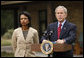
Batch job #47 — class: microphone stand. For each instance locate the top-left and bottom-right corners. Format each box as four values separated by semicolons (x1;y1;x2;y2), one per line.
48;31;53;57
43;30;53;57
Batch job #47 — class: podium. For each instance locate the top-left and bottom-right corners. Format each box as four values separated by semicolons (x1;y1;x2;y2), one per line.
31;43;72;52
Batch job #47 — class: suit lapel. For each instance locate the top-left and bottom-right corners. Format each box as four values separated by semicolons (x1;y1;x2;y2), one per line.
19;27;33;42
26;27;33;41
19;27;31;41
19;27;25;41
54;22;58;40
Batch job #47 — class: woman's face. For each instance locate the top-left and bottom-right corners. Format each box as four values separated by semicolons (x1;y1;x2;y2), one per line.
20;14;29;26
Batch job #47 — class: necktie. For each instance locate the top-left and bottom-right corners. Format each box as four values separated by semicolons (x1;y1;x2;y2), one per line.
57;23;62;39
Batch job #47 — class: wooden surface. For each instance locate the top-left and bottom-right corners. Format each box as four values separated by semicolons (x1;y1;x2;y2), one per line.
53;44;72;52
31;43;72;52
31;44;41;52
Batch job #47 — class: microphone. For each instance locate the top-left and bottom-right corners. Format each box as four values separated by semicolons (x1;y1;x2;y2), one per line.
49;30;56;44
49;30;53;36
43;31;48;36
43;30;54;40
43;30;56;44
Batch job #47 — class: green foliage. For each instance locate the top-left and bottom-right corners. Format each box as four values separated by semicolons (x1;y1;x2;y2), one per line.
1;39;12;46
2;29;14;39
1;10;14;36
1;51;14;57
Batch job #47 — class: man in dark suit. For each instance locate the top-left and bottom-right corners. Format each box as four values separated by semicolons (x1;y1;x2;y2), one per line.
41;6;77;57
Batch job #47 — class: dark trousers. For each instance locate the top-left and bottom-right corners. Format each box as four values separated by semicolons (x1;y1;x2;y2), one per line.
53;50;73;57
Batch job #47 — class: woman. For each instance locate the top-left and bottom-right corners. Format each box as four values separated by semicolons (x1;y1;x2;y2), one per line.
12;11;39;57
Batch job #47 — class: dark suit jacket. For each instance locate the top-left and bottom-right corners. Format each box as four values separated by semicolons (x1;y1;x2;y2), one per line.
41;20;77;57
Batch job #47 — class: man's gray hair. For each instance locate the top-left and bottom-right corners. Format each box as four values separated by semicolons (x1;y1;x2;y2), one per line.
55;5;67;14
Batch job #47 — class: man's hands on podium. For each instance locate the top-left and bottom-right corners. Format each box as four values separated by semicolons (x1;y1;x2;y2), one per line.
56;39;65;44
42;39;66;44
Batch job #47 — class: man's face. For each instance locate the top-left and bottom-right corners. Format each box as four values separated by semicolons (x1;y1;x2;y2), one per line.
55;8;67;22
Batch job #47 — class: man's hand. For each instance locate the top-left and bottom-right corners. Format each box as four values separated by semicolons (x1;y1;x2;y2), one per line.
56;39;65;44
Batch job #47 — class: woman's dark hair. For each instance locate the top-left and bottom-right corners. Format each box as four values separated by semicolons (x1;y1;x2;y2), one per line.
18;11;31;27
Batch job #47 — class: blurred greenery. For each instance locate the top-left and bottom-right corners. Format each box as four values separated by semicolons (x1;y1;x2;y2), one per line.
1;39;12;46
1;51;14;57
1;28;14;46
1;9;14;36
2;29;14;39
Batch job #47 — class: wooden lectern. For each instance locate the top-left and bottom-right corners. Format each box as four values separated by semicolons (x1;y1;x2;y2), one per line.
31;43;72;52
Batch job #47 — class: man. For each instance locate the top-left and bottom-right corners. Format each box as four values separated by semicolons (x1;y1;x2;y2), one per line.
41;6;77;57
